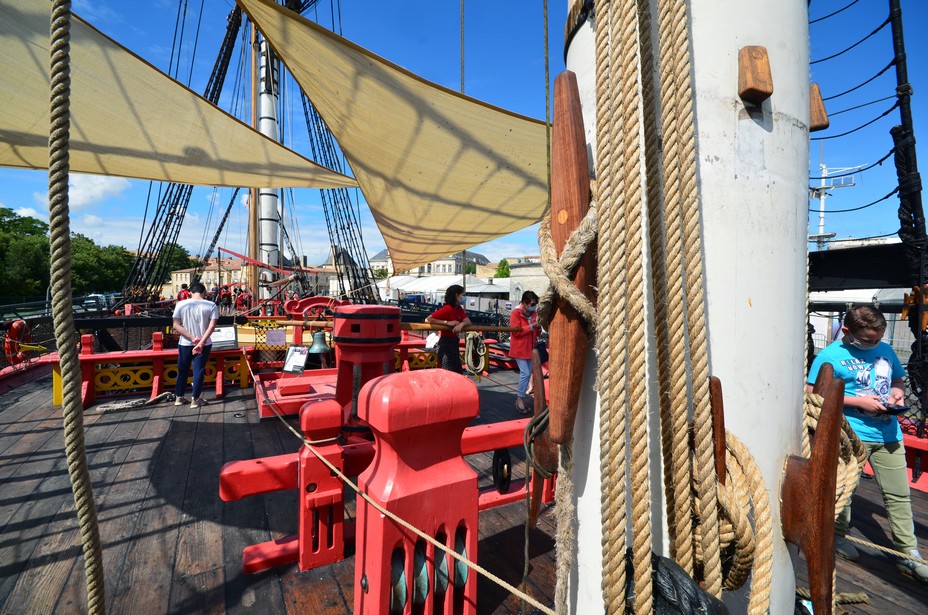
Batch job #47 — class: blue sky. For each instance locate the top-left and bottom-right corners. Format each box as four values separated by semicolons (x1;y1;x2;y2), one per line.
808;0;928;247
1;1;925;263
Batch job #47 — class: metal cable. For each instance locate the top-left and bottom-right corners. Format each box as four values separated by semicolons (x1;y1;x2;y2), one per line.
810;17;890;65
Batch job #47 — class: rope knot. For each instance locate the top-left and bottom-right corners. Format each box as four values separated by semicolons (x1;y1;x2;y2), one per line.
536;203;599;334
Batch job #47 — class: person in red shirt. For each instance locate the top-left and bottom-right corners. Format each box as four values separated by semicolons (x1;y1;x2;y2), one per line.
176;284;191;302
425;284;471;373
508;291;539;414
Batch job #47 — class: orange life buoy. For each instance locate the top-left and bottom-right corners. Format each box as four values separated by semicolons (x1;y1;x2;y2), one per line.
4;320;30;365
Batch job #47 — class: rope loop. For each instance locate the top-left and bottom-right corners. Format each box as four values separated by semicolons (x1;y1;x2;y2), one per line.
537;203;599;334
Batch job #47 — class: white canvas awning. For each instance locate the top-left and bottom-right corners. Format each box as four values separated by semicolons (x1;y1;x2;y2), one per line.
238;0;549;273
0;0;356;189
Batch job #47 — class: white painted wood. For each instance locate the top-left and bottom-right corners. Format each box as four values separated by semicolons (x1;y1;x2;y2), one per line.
565;2;810;612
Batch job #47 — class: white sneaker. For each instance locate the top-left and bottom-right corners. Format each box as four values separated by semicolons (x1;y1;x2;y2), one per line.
896;549;928;583
190;397;208;409
174;396;188;406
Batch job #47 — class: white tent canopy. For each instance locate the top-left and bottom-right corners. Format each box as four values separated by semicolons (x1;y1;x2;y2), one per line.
239;0;549;273
0;0;356;189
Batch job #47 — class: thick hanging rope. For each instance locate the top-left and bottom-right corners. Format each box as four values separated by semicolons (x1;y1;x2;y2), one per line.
593;0;632;610
48;2;105;612
653;0;724;595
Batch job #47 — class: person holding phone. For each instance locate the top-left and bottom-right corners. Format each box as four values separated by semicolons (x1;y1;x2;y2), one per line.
508;291;539;414
807;305;927;582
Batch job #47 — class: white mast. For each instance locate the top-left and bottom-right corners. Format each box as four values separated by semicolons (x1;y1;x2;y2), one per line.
565;2;811;612
257;34;280;297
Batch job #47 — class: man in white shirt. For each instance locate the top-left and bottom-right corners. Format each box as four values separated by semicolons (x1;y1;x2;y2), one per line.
172;282;219;408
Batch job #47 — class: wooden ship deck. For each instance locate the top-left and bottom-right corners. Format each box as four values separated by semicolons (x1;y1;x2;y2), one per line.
1;369;926;614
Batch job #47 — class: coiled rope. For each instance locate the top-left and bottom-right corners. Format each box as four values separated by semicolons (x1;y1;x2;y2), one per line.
48;1;105;612
464;331;488;380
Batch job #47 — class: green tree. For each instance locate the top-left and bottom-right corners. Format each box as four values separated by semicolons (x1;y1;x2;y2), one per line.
373;267;389;279
156;243;199;282
71;234;135;294
494;258;510;278
0;232;50;299
465;263;476;274
0;207;49;237
0;209;50;301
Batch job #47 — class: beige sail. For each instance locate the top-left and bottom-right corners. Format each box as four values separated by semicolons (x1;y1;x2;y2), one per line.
238;0;549;273
0;0;356;189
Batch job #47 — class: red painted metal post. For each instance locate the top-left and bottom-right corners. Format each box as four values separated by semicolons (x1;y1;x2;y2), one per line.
79;334;95;407
331;305;401;413
354;369;479;615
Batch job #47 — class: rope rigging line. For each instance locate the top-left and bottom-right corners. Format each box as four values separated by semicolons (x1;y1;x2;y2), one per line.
809;0;861;25
238;352;556;615
808;147;895;180
48;2;105;612
185;0;206;87
822;59;895;101
811;100;899;141
808;187;899;214
593;0;633;609
810;16;890;65
829;94;898;117
817;229;900;243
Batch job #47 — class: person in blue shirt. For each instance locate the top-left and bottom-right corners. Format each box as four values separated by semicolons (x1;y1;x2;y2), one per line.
807;305;927;582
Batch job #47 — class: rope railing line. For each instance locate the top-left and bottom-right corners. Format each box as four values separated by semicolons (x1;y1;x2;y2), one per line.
239;351;556;614
48;2;106;613
810;16;890;65
809;0;861;25
808;148;895;180
811;101;900;141
808;188;899;214
845;534;928;565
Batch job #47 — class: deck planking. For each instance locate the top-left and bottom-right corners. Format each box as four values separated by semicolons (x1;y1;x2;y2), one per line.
1;370;926;613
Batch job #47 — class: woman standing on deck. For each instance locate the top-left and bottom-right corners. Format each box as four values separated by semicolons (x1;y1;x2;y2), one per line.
425;284;471;373
508;291;539;414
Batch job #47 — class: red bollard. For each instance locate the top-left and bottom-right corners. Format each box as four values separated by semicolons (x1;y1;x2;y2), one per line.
354;369;479;615
331;305;401;418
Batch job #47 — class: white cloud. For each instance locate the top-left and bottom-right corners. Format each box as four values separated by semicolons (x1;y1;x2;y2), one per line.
32;174;131;211
70;175;131;209
15;207;45;221
73;0;121;23
83;214;103;226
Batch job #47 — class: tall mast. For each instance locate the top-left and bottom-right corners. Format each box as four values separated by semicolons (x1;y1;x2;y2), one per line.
256;28;281;298
248;21;259;299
